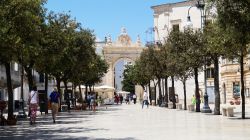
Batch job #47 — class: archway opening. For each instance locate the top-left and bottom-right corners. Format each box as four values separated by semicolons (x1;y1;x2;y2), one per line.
113;58;133;91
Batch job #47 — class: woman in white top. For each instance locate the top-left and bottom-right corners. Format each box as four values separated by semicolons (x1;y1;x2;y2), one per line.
142;91;149;109
28;86;39;125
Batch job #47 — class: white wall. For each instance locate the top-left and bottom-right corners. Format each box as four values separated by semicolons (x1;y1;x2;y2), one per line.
152;1;209;103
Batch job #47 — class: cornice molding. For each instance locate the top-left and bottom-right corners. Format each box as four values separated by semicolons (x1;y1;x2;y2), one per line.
151;0;196;15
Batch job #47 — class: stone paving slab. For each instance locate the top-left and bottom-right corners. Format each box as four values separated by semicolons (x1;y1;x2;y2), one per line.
0;104;250;140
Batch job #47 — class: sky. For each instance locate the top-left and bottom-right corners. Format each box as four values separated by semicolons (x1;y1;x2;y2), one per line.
45;0;182;44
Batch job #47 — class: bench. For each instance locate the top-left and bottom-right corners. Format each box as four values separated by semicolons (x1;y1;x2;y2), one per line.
188;104;195;111
176;103;182;110
221;106;236;117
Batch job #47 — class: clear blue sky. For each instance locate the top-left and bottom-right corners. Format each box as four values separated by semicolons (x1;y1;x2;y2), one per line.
45;0;182;44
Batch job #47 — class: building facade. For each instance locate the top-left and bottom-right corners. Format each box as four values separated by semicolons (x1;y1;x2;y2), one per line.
0;63;21;101
151;0;250;105
151;0;215;104
0;62;57;111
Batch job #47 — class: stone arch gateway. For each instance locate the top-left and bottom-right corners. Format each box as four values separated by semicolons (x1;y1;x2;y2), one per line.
102;28;144;89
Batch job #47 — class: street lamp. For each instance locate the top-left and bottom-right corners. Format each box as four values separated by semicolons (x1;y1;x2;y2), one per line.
17;51;27;118
186;0;212;113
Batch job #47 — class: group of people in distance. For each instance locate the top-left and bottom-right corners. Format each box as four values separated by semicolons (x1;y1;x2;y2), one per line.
28;87;150;125
28;86;60;125
86;93;99;111
114;91;149;109
114;94;124;104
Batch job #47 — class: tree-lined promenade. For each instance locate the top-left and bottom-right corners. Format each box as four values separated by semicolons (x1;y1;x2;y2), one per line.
123;0;250;119
0;0;250;127
1;104;250;140
0;0;108;123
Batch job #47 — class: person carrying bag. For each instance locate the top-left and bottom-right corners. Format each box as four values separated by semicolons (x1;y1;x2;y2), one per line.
28;86;39;125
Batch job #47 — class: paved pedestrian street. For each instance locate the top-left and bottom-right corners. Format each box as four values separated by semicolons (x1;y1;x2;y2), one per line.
1;104;250;140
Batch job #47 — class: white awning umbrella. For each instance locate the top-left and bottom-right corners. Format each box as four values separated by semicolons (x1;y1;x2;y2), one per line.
76;85;115;92
97;85;115;92
116;91;130;94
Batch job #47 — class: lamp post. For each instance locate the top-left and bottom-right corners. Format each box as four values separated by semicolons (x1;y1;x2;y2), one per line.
187;0;212;113
17;51;27;118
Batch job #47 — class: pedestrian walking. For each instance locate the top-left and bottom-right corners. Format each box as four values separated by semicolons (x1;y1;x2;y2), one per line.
90;94;96;111
142;90;149;109
28;86;39;125
133;94;137;104
191;94;196;105
119;94;123;104
87;94;91;110
125;95;129;104
114;94;119;104
49;88;60;123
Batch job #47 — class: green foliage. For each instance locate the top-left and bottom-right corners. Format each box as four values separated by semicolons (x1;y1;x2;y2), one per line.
83;55;109;86
0;0;47;118
167;29;205;80
0;0;46;64
134;48;155;86
122;65;135;93
212;0;250;118
214;0;250;44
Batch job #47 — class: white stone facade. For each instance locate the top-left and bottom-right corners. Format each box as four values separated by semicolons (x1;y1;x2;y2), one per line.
151;0;213;103
100;28;145;99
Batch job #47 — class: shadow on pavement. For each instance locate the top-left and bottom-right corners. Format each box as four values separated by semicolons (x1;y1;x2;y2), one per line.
0;105;134;140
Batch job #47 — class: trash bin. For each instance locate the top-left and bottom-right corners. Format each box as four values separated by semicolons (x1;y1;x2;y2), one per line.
40;101;46;114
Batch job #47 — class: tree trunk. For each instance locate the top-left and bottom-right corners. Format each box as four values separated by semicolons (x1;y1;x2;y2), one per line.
171;76;176;109
148;80;152;104
194;67;200;112
79;84;83;101
240;46;245;119
153;80;157;105
162;79;165;97
158;77;162;105
5;62;14;120
214;57;220;115
165;77;168;107
45;73;48;114
89;85;92;93
183;79;187;110
63;80;70;111
56;77;61;112
24;67;33;91
72;84;76;107
85;84;88;101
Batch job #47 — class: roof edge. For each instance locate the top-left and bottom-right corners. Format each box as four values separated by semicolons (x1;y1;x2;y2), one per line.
151;0;194;10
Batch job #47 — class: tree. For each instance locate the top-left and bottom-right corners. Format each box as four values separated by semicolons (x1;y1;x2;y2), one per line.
213;0;250;118
136;48;156;103
203;22;238;115
160;44;173;107
168;29;205;112
166;30;194;110
68;28;99;100
0;0;46;120
122;65;136;93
